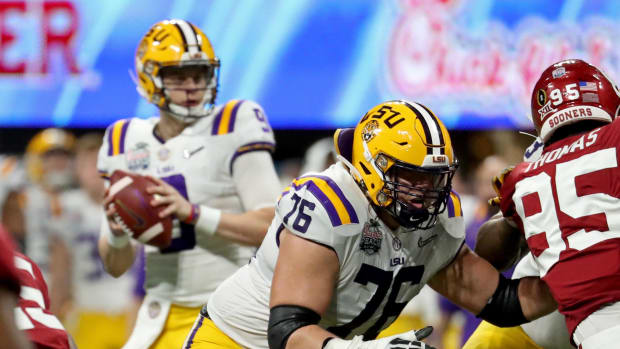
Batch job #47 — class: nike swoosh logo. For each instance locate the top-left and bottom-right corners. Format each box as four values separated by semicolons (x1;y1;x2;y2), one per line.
418;234;437;248
183;146;204;159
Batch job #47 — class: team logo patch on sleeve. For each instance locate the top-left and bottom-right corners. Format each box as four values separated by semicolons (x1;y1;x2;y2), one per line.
359;219;382;255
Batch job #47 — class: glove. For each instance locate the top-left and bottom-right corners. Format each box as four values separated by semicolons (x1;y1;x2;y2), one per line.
323;326;435;349
488;165;515;207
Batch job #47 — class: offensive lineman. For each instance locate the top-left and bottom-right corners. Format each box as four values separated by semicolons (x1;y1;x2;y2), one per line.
97;19;281;349
183;100;555;349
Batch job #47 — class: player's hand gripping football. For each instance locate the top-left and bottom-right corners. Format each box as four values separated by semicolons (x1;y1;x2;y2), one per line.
488;165;515;207
103;189;126;238
324;326;435;349
146;176;192;221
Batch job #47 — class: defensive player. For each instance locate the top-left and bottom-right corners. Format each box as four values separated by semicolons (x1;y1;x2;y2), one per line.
474;59;620;348
0;224;33;349
97;19;281;349
183;100;555;349
1;223;75;348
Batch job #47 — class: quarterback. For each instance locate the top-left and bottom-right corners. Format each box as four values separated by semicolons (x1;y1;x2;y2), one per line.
183;100;555;349
476;59;620;348
97;19;281;349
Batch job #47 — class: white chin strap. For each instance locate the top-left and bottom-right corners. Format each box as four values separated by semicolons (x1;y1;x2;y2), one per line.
164;89;214;123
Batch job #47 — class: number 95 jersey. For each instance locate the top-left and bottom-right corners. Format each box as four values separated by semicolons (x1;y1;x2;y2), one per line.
499;121;620;339
207;162;464;349
97;100;275;307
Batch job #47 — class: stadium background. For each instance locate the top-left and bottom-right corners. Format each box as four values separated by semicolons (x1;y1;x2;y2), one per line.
1;0;619;347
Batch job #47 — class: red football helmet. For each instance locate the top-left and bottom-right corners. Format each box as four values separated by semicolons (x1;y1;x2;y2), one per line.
531;59;620;142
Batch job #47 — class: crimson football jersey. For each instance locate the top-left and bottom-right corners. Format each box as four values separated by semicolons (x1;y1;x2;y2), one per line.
13;251;70;349
0;225;20;295
500;120;620;338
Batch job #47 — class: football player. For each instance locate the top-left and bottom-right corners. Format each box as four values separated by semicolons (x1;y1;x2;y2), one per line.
182;100;555;349
0;224;33;349
0;223;75;349
97;19;281;349
469;59;620;349
462;140;571;349
22;128;76;279
54;133;140;349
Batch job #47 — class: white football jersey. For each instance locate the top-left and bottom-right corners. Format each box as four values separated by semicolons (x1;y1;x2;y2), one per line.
97;99;275;307
59;189;135;313
23;185;60;278
208;163;465;348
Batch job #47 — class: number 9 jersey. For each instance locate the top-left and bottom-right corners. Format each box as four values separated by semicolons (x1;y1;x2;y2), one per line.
97;99;275;307
499;120;620;340
206;162;465;349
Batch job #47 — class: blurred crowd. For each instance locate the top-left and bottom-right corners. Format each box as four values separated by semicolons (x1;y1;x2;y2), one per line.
0;126;530;349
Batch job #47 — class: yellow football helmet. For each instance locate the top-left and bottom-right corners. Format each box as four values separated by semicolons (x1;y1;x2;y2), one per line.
26;128;75;185
335;100;458;230
135;19;220;121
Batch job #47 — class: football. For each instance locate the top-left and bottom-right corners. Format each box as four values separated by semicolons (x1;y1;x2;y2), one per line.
108;170;173;248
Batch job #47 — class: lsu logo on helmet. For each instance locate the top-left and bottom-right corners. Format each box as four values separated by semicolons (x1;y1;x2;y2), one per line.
335;100;458;230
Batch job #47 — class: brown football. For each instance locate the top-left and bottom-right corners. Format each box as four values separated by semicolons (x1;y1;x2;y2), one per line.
108;170;172;248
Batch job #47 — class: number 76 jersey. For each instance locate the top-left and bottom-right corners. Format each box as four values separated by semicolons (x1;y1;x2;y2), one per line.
499;121;620;338
207;163;464;349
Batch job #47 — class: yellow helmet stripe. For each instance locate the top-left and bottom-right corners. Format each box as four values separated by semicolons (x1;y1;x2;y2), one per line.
291;175;359;226
108;119;130;156
447;191;463;217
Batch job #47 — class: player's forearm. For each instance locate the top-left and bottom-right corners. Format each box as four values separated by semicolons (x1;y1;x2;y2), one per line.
285;324;333;349
215;207;274;246
97;235;136;277
474;213;523;271
518;276;557;321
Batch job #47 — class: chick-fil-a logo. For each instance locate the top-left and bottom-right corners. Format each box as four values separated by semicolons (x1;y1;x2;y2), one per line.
386;0;620;124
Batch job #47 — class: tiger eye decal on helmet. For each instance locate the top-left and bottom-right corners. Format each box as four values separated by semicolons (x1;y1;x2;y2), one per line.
134;19;220;122
350;100;458;230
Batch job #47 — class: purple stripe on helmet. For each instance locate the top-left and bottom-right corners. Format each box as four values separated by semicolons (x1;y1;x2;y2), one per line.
228;100;244;133
303;174;359;224
292;180;342;227
211;107;225;135
229;141;275;174
119;120;130;154
184;314;204;349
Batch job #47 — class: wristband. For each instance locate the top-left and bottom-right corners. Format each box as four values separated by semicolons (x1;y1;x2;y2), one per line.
107;232;130;248
183;203;201;224
194;205;222;236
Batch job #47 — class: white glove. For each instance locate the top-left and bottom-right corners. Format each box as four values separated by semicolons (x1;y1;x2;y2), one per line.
324;326;435;349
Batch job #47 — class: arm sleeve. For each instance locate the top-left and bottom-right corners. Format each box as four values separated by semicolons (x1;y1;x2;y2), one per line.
232;151;282;210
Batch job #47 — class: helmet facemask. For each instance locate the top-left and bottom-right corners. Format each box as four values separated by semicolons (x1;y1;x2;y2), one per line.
159;63;219;123
378;156;456;230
